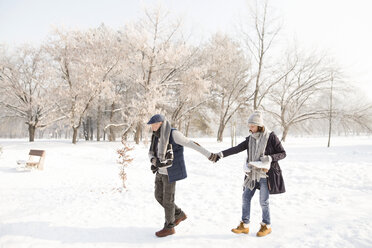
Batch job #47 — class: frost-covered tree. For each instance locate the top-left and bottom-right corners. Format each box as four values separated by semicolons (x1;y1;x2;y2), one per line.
0;45;61;141
166;46;212;130
46;27;120;144
121;6;197;143
205;34;252;142
89;25;124;141
101;71;135;142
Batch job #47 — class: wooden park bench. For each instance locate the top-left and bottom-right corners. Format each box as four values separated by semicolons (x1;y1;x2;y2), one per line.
17;149;46;171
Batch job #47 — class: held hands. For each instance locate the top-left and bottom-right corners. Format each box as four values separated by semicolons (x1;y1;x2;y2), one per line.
209;153;221;163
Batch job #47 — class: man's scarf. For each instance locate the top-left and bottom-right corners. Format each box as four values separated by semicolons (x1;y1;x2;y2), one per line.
148;120;172;162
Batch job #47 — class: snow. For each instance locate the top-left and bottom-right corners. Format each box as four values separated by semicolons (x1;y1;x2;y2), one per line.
0;136;372;248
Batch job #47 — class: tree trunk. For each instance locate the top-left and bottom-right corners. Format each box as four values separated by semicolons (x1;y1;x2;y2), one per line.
253;62;262;110
108;128;116;142
185;119;190;137
218;97;226;142
28;124;36;142
231;122;236;147
97;101;102;141
108;102;116;142
217;122;225;142
178;119;182;132
83;120;89;141
72;127;78;144
327;76;334;148
281;126;289;142
89;116;93;141
122;132;128;142
134;122;142;144
39;129;45;139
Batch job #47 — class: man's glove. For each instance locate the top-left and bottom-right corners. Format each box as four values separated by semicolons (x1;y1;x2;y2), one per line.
260;155;272;163
209;153;221;163
151;158;157;166
151;164;158;174
150;158;158;173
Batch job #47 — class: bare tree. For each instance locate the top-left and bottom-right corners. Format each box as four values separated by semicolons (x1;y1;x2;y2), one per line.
327;72;335;147
272;79;372;138
265;51;333;141
242;0;281;110
323;67;348;146
337;97;372;134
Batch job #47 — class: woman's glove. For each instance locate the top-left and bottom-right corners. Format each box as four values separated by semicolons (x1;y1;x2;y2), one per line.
259;155;272;163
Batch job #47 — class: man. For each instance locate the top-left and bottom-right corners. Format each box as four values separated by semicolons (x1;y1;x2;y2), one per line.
147;114;213;237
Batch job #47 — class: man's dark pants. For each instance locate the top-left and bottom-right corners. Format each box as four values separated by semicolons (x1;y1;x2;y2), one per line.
154;173;184;228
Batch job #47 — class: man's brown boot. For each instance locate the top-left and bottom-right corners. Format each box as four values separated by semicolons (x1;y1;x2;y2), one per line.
174;213;187;226
155;227;175;238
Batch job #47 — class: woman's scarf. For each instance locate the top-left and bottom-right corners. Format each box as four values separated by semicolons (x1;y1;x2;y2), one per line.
243;129;271;190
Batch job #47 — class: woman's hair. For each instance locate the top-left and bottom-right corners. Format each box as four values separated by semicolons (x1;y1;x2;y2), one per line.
257;126;265;133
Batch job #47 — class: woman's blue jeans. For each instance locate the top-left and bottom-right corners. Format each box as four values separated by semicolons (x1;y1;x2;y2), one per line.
242;177;270;225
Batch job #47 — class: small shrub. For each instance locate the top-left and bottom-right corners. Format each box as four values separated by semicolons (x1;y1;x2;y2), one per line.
117;136;134;188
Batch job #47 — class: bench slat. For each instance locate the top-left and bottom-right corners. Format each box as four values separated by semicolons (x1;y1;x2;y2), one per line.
29;150;45;156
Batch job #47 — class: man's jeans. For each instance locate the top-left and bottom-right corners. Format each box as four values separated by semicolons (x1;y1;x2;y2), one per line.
154;173;183;228
242;177;270;225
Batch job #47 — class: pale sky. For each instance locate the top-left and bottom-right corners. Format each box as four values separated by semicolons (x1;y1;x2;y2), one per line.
0;0;371;99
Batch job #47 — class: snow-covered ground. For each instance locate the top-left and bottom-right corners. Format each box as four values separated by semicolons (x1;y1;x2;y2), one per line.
0;136;371;248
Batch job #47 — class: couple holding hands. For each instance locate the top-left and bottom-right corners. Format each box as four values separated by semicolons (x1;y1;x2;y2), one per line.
147;111;286;238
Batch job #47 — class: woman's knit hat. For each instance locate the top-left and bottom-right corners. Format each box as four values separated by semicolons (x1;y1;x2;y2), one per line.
248;110;264;127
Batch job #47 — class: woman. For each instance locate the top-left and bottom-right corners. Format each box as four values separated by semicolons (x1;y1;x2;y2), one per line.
209;111;286;237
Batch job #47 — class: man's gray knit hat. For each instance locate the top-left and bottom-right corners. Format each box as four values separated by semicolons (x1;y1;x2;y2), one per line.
147;114;165;124
248;110;264;127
